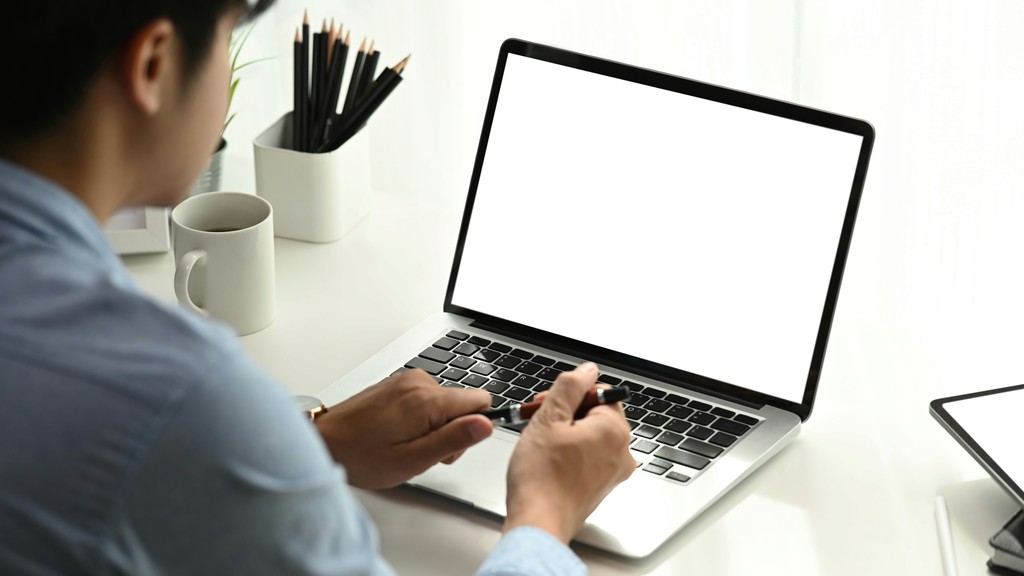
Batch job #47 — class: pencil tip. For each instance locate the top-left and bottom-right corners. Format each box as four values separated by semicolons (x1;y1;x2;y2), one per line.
359;37;367;51
295;28;301;42
394;54;411;74
303;9;309;23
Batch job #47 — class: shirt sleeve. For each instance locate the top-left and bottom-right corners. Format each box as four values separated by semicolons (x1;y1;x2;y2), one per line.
476;527;586;576
107;352;396;576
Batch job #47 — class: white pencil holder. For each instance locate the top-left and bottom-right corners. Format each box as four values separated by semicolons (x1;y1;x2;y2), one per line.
253;112;371;243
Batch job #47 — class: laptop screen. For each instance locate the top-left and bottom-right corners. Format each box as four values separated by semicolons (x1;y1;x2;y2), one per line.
449;45;870;407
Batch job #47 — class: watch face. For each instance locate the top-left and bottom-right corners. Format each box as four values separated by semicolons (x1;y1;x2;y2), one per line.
293;395;325;414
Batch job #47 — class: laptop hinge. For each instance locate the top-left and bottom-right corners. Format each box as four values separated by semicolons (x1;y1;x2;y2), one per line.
470;319;765;411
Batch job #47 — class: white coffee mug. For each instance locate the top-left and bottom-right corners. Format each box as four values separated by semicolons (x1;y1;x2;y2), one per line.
171;192;276;335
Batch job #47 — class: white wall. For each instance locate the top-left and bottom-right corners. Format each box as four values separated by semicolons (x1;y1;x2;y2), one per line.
226;1;1024;410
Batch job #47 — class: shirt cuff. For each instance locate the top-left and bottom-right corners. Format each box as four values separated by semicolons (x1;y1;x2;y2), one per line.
476;526;586;576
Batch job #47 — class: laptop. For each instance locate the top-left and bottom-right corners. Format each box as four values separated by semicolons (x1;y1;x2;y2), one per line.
931;385;1024;508
318;38;875;558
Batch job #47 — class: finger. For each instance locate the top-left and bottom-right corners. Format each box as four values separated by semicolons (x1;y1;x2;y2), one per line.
441;448;466;465
425;386;492;425
404;414;493;470
532;362;599;423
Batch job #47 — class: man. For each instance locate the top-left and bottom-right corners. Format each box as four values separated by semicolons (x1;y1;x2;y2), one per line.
0;1;635;574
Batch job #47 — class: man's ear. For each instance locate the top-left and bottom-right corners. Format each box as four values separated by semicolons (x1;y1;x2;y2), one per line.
121;18;177;116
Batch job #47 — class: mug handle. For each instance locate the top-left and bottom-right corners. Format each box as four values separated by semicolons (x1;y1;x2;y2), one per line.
174;249;208;317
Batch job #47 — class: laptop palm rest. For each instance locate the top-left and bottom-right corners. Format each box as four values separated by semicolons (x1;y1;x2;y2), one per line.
408;431;518;515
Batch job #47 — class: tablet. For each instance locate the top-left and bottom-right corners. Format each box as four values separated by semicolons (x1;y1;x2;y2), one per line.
931;384;1024;507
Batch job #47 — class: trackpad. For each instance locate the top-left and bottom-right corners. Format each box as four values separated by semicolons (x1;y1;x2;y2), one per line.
408;433;517;515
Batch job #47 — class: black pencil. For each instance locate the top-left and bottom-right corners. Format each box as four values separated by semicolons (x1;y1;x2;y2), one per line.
299;10;310;151
320;55;408;152
292;28;302;151
358;45;380;101
341;38;367;118
318;36;347;146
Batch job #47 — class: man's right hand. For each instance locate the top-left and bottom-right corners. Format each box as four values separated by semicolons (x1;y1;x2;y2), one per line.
503;362;635;544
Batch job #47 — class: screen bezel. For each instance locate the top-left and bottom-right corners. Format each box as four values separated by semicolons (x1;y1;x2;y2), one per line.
444;38;875;421
930;384;1024;508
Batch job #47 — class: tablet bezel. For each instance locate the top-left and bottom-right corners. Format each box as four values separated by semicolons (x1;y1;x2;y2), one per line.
930;383;1024;507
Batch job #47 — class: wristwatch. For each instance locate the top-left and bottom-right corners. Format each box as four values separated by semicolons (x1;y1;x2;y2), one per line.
294;395;328;422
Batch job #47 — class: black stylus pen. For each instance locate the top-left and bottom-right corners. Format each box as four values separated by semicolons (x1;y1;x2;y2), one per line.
482;386;632;425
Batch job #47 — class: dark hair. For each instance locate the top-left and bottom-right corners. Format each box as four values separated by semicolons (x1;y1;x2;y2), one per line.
0;0;275;149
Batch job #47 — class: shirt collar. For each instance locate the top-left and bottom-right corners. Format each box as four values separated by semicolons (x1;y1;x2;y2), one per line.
0;157;125;271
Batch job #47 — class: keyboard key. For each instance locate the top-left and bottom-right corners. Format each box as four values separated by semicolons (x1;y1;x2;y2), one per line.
667;405;694;420
446;330;469;340
688;412;715;426
665;393;690;405
491;369;518;382
644;398;672;413
433;337;459;351
643;463;669;475
494;355;522;369
641;413;669;427
553;361;576;372
484;381;510;394
489;342;513;353
531;355;555;366
712;419;751;436
734;414;759;426
643;388;667;399
470;362;496;376
665;419;693;434
711;407;736;419
468;336;491;346
627;420;640;430
463;374;488;387
709;432;738;447
688;400;713;412
512;374;539;388
405;357;446;375
597;374;622;385
510;348;534;359
651;457;675;469
630;439;658;454
504;386;532;401
532;380;552;392
654;446;710;470
450;356;476;370
680;438;724;459
474;349;502;363
452;342;480;356
490;396;506;408
625;393;651;407
440;368;468;381
622;381;645;393
419;347;455;364
515;361;542;375
634;425;660;439
536;367;561;381
666;471;691;483
623;405;648;421
441;382;465;388
687;426;714;441
655;431;685;446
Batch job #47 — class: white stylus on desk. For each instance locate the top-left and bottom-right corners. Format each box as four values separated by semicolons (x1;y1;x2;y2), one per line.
934;495;959;576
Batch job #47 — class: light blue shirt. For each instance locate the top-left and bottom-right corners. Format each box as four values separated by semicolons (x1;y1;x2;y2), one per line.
0;158;585;576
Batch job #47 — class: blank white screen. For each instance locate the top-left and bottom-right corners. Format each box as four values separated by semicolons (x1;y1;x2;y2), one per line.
451;54;864;403
944;389;1024;501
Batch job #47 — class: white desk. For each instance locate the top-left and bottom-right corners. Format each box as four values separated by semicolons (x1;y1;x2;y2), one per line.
123;158;1019;575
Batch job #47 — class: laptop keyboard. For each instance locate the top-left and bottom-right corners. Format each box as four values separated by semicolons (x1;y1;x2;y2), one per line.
399;329;762;484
